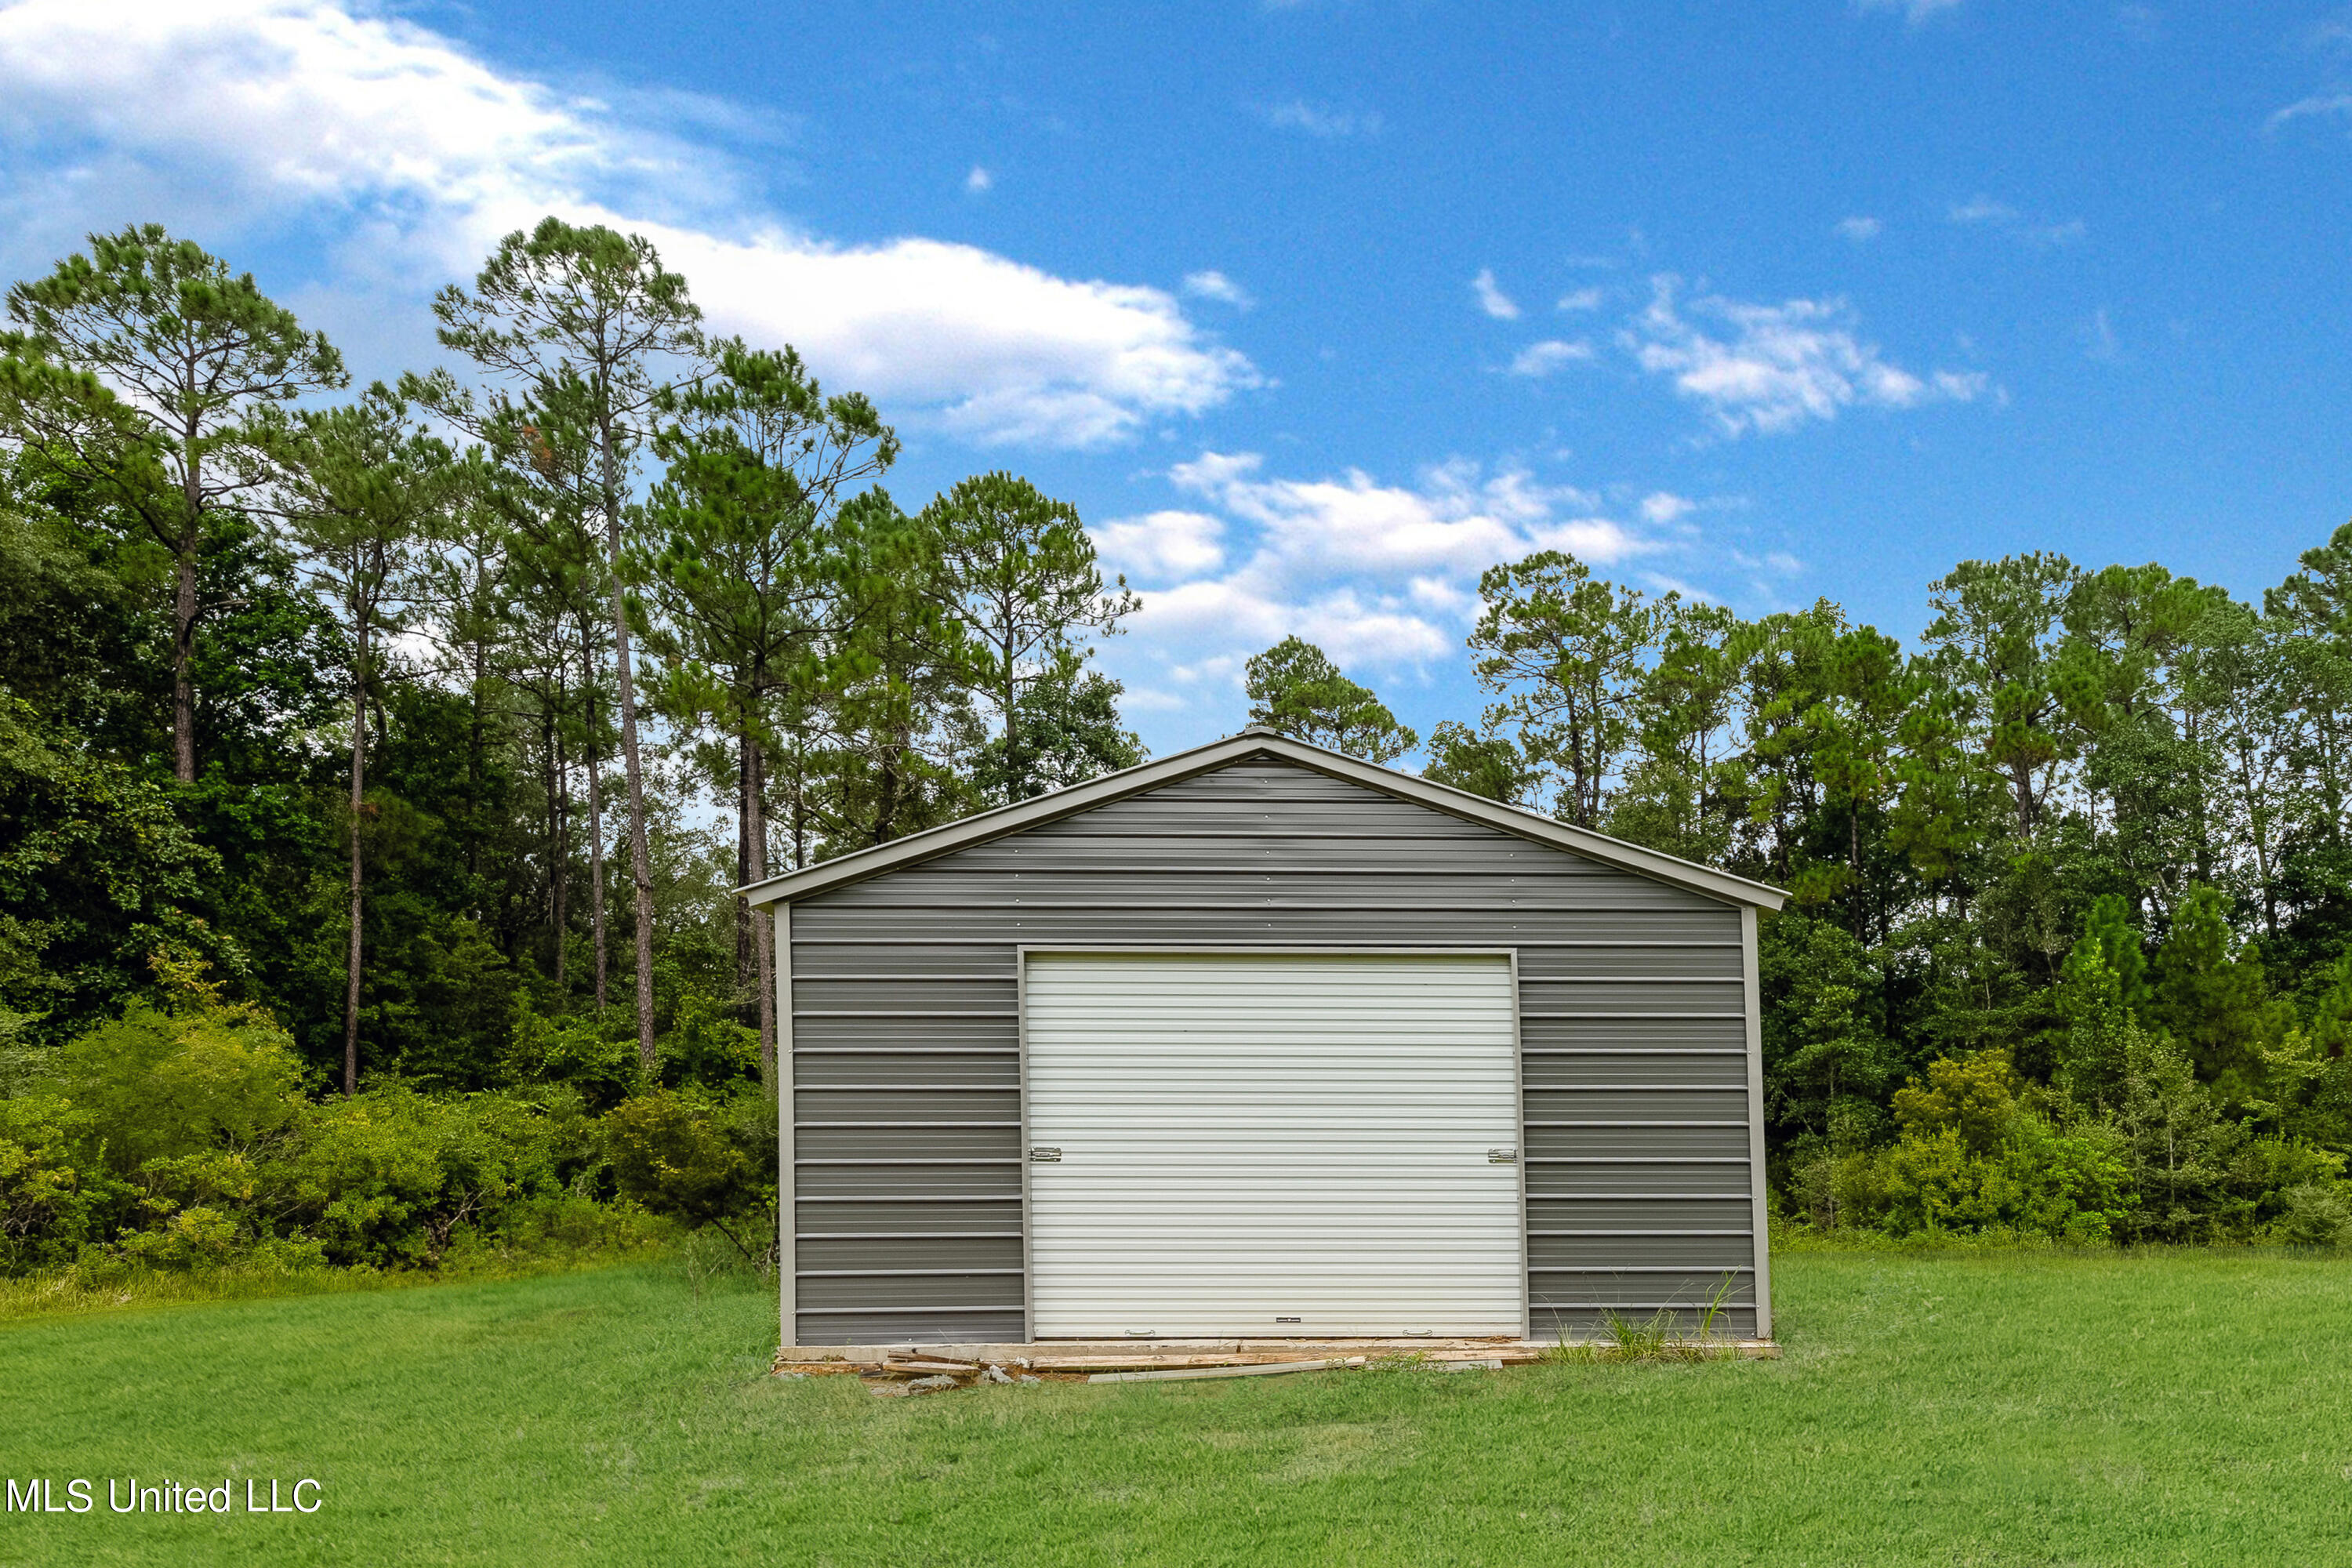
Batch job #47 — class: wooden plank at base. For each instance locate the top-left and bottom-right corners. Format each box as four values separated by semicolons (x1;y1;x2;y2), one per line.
1090;1357;1367;1385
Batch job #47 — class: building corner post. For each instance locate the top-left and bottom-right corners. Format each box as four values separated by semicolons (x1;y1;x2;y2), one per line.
1741;904;1772;1341
775;901;795;1352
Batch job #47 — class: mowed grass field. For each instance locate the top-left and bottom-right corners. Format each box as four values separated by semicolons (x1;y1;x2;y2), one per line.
4;1250;2350;1566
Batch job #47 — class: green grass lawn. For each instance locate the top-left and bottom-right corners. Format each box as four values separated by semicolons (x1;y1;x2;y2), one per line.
5;1249;2350;1566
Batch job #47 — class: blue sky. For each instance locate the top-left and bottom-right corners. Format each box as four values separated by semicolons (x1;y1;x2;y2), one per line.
3;0;2350;757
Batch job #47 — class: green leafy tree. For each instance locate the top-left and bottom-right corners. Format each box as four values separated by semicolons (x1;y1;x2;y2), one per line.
2060;564;2232;911
0;695;225;1034
1422;720;1537;804
809;492;975;855
641;340;897;1074
267;384;465;1093
1609;602;1744;861
2176;601;2295;934
925;472;1135;804
603;1090;771;1265
1922;554;2077;846
2150;884;2281;1102
1760;914;1897;1147
1469;551;1662;828
1800;622;1916;938
1243;636;1419;764
968;666;1145;798
0;225;345;780
2264;524;2352;950
413;218;706;1069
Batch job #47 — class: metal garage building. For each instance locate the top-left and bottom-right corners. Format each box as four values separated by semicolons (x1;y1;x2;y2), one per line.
741;730;1787;1349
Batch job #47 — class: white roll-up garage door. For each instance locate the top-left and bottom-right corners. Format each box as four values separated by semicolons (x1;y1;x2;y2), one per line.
1025;952;1525;1338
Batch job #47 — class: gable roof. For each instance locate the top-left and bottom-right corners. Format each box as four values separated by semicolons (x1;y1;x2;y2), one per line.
739;729;1788;911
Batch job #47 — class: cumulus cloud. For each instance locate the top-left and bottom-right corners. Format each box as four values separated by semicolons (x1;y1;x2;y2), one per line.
1624;277;1987;436
1835;216;1883;241
0;0;1257;448
1091;449;1733;728
1556;286;1605;311
1091;510;1228;582
964;165;993;194
1101;451;1658;688
1472;268;1522;320
1508;339;1593;377
1639;492;1696;525
1181;269;1253;308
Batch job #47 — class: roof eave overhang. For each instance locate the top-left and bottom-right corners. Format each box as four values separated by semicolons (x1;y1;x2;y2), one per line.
738;731;1788;913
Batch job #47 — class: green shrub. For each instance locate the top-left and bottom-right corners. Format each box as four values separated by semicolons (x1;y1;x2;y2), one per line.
275;1087;560;1266
2273;1181;2352;1247
1838;1113;2130;1242
51;1001;302;1173
603;1089;773;1265
659;995;760;1090
503;998;642;1112
0;1092;112;1269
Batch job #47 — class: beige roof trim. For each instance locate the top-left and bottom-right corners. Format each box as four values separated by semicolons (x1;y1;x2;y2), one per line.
739;730;1788;911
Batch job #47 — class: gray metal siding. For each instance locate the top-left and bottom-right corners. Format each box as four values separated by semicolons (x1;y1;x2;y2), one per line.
787;757;1759;1343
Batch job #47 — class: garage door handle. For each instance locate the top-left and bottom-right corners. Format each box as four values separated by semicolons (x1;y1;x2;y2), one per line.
1029;1147;1062;1163
1488;1149;1517;1164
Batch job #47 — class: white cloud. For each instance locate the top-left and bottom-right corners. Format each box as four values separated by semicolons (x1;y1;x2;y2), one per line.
672;235;1256;446
1265;100;1381;138
2083;307;2120;361
1555;286;1605;311
1857;0;1966;21
1472;268;1521;320
1949;194;2019;225
1091;510;1227;582
1138;579;1454;666
964;165;993;194
1102;450;1655;676
1092;448;1737;740
1639;492;1695;525
2268;93;2352;131
1624;277;1988;436
1508;339;1593;377
1181;269;1254;308
0;0;1257;449
1949;194;2085;247
1836;216;1883;241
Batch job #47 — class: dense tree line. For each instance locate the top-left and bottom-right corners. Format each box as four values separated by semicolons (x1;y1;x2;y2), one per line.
0;221;1138;1276
1251;546;2352;1244
0;216;2345;1281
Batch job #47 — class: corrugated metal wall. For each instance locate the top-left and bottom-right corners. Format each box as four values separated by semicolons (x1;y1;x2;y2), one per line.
786;755;1759;1345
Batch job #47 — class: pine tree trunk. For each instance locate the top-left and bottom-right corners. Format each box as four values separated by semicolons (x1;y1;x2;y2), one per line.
875;734;903;846
588;682;608;1011
465;638;486;883
601;422;659;1069
171;431;202;785
344;616;367;1095
553;718;571;991
172;521;199;784
735;729;755;1007
999;626;1022;802
745;732;775;1083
